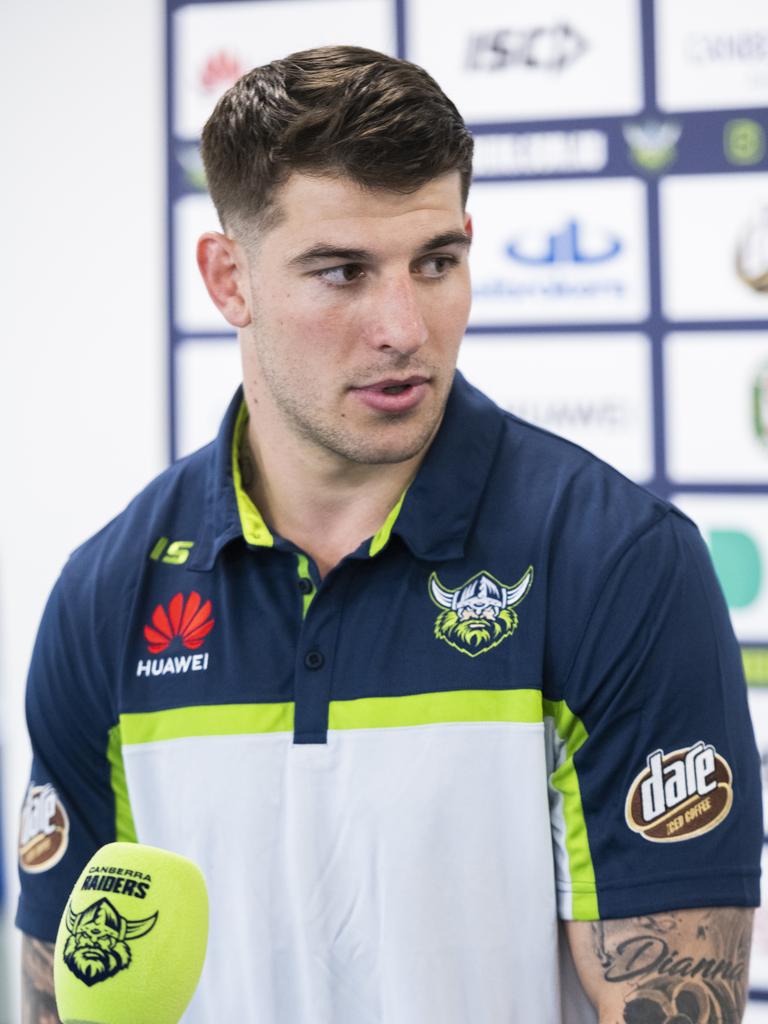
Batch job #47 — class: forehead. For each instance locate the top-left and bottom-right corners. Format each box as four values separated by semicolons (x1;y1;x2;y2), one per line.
261;171;466;253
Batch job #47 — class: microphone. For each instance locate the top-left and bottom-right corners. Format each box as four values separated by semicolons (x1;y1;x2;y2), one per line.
53;842;209;1024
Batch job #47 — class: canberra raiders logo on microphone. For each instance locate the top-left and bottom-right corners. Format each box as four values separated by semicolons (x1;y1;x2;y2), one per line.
62;897;158;986
429;566;533;657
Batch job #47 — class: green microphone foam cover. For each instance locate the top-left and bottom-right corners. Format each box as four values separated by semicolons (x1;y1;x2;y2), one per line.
54;842;208;1024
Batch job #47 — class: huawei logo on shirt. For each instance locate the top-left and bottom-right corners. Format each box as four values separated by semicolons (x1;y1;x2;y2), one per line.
144;592;214;653
137;593;214;679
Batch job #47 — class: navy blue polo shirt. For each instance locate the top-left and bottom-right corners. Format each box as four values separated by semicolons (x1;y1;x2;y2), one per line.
16;372;761;1024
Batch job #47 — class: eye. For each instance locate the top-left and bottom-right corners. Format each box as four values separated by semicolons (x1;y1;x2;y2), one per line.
417;254;458;278
315;264;365;286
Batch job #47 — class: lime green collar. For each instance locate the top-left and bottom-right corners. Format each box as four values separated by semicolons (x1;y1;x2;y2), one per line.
231;403;274;547
231;402;407;557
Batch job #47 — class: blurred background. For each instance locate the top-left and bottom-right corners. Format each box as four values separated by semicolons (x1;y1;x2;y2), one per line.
1;0;767;1019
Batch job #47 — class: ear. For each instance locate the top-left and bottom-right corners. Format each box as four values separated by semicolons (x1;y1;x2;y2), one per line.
464;212;473;241
196;232;252;328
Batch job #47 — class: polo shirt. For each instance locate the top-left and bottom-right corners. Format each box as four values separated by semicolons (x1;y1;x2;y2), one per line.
17;372;762;1023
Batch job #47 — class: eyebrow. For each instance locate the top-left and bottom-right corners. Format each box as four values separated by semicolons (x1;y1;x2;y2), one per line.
288;230;472;267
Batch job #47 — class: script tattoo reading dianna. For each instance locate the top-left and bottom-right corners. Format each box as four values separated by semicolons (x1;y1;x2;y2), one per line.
589;908;753;1023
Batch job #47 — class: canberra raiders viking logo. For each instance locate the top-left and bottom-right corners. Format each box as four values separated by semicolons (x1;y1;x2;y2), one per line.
62;897;158;986
429;566;533;657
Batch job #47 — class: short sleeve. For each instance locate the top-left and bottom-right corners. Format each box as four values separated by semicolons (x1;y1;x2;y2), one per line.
15;572;122;942
547;510;762;921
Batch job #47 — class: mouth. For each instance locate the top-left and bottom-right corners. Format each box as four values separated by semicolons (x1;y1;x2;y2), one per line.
349;376;431;413
353;376;429;394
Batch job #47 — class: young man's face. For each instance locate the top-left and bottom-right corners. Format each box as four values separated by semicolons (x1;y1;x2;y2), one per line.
238;170;472;467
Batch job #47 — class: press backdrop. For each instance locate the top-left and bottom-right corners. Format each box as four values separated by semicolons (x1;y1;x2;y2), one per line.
1;0;767;1019
165;0;768;1013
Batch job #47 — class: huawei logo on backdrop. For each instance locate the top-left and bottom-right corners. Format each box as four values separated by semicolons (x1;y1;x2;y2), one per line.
200;51;245;92
143;593;215;654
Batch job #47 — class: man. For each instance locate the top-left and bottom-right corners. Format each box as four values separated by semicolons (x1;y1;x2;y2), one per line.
18;46;761;1023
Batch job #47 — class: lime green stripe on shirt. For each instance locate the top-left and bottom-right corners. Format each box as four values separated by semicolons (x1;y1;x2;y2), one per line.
107;723;138;843
120;703;294;745
543;698;598;919
329;689;543;730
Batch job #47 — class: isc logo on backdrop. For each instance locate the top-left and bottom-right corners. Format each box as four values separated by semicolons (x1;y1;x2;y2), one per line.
405;0;643;123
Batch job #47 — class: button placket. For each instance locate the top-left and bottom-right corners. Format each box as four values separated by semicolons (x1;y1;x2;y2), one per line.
304;650;324;670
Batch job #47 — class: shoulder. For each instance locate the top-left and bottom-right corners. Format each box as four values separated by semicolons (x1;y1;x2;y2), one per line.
460;394;716;691
53;442;215;619
488;402;695;563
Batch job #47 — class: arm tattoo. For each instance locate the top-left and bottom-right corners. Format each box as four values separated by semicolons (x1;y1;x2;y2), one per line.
21;936;62;1024
590;908;753;1023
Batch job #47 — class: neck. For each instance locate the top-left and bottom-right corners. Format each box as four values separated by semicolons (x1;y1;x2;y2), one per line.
240;419;425;578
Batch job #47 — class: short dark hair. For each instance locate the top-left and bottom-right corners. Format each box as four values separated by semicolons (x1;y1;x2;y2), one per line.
200;45;473;235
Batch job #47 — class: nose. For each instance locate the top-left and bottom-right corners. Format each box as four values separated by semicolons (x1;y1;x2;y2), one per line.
362;273;429;355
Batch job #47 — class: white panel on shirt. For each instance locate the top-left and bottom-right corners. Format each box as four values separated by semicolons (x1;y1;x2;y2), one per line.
123;721;573;1022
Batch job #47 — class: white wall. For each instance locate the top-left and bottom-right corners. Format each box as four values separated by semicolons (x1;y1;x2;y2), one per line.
0;1;166;1016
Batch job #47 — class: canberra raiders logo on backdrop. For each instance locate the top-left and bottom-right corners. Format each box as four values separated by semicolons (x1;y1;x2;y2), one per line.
429;566;533;657
62;897;158;986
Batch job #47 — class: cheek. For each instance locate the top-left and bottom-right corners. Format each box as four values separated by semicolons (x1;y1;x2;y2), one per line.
426;281;472;341
431;302;471;350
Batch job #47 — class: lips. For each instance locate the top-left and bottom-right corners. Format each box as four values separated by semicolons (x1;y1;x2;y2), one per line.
354;376;429;394
350;376;430;413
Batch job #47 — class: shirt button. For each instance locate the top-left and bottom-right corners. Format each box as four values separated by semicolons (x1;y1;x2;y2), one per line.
304;650;324;670
298;578;314;595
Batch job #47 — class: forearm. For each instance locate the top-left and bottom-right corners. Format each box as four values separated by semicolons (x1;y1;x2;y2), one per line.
567;907;754;1023
21;935;61;1024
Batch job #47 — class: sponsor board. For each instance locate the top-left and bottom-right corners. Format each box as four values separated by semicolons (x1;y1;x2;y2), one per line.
725;118;766;168
656;0;768;113
622;120;681;172
749;691;768;994
659;173;768;322
405;0;643;124
672;494;768;644
744;648;768;688
174;338;240;459
457;333;652;481
472;129;608;178
737;208;768;294
468;178;649;326
664;333;768;483
747;687;768;834
19;783;70;873
751;844;768;993
757;363;768;446
625;742;733;843
744;1000;768;1024
172;0;394;139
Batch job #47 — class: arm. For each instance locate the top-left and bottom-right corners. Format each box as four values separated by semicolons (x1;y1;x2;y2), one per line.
21;934;62;1024
566;907;754;1023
